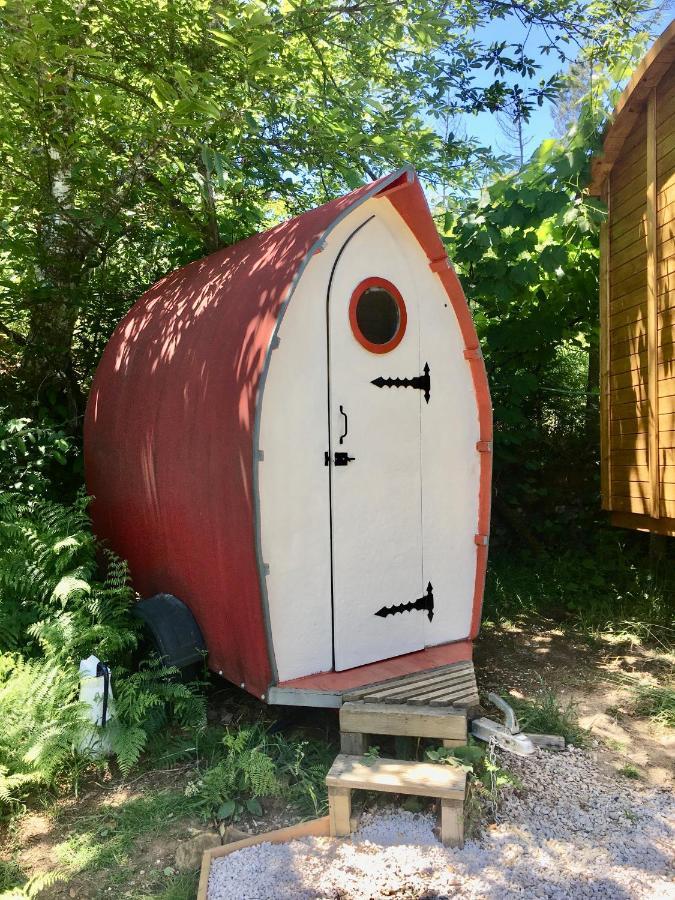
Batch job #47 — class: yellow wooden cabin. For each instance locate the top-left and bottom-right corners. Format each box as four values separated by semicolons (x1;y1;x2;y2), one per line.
590;21;675;536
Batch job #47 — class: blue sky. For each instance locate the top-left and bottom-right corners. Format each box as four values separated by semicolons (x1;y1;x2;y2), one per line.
463;7;675;161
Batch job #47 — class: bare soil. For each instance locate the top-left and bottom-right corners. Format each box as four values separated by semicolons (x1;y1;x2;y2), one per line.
474;620;674;787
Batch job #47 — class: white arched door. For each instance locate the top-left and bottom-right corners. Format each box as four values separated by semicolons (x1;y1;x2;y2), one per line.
328;215;427;671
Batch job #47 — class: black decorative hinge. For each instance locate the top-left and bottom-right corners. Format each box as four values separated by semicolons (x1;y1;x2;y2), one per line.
375;582;434;622
371;362;431;403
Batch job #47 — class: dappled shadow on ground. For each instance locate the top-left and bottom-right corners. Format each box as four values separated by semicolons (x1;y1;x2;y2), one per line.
474;618;674;787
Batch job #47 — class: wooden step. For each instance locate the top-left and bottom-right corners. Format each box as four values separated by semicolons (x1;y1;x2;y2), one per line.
339;701;467;754
326;754;466;798
326;753;466;847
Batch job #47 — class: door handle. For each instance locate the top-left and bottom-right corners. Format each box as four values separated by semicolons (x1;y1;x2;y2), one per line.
339;405;348;444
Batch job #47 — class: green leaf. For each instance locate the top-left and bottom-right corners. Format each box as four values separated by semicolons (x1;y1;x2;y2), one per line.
217;799;236;819
245;797;263;816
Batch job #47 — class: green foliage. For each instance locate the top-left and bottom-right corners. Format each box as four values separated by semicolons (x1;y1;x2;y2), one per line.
618;764;641;779
426;738;517;791
0;413;76;498
0;492;205;809
184;722;333;821
632;681;675;728
445;40;652;546
500;687;587;745
0;0;652;417
485;539;675;637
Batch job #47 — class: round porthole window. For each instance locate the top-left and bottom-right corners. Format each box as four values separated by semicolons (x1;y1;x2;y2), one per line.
349;277;407;353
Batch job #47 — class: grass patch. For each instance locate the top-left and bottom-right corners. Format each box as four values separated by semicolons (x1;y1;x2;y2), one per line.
498;687;587;745
0;857;25;893
632;680;675;728
617;764;641;779
484;542;675;647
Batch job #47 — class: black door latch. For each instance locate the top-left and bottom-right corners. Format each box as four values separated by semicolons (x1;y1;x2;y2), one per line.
325;451;356;466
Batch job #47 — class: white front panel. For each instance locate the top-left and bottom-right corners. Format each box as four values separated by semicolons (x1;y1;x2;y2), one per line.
329;215;424;671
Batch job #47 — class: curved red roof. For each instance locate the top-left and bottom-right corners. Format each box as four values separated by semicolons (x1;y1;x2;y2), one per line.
84;166;492;697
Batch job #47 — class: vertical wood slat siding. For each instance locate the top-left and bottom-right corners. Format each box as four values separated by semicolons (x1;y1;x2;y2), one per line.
647;89;661;518
606;105;649;516
657;68;675;510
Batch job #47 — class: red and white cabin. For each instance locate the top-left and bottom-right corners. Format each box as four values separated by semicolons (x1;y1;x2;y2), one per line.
85;167;492;707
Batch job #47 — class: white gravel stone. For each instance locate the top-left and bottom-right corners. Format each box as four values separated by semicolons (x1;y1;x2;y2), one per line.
207;749;675;899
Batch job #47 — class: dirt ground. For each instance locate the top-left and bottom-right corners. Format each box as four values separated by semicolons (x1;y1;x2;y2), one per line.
474;620;674;787
1;620;673;898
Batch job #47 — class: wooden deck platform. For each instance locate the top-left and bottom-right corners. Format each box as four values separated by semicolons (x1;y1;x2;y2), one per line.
342;660;479;708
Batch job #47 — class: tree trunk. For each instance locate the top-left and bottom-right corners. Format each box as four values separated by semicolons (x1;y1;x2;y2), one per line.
20;283;83;424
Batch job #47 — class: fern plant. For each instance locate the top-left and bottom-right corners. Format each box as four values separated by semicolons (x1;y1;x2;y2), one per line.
0;493;206;809
185;723;332;822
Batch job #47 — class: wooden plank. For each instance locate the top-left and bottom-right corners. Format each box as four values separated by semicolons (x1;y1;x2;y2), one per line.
659;426;675;451
657;179;675;214
325;754;466;800
611;509;675;535
647;88;661;520
612;191;647;235
656;117;675;160
611;481;653;500
609;234;646;271
611;393;675;422
405;677;479;704
328;787;351;837
609;300;647;330
340;701;467;741
612;463;650;482
610;265;647;299
612;431;649;450
612;458;675;480
360;667;475;703
659;376;675;398
657;71;675;125
657;252;675;278
611;330;648;360
612;448;649;466
657;197;675;228
610;367;648;392
610;382;649;405
197;818;332;900
610;349;648;375
612;168;647;212
657;209;675;242
340;731;369;754
609;284;645;313
440;800;464;848
610;494;651;514
429;690;480;708
344;662;473;701
610;415;648;436
654;141;675;185
611;203;647;243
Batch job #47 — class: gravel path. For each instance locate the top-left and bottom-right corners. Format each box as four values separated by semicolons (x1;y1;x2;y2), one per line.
208;747;674;899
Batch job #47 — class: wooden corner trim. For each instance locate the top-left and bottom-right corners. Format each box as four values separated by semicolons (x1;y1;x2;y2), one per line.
647;88;660;519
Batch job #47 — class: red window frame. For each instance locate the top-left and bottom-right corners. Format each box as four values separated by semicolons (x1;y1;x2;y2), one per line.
348;277;407;354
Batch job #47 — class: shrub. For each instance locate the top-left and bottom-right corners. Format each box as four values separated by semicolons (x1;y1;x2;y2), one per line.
0;493;205;810
184;723;333;823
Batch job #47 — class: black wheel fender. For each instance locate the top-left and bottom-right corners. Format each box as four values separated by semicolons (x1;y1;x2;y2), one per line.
133;593;207;670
